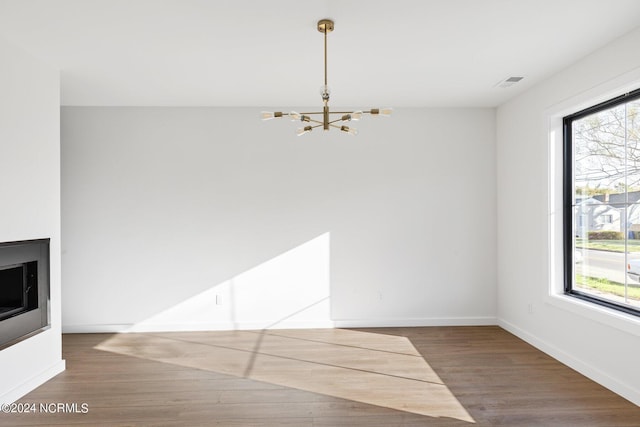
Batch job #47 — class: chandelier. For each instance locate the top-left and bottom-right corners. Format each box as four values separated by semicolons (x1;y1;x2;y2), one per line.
261;19;392;136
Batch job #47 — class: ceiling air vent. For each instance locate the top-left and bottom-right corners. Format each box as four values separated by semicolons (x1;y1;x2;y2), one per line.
495;76;524;88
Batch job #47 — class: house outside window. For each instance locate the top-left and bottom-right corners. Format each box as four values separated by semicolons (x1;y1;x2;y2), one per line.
564;88;640;316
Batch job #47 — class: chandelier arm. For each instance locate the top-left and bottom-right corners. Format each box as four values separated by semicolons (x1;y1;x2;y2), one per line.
306;117;325;126
328;111;368;115
298;111;373;116
312;110;379;115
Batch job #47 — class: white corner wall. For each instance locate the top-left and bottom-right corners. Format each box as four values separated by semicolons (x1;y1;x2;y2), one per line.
0;37;64;403
497;28;640;405
61;107;496;332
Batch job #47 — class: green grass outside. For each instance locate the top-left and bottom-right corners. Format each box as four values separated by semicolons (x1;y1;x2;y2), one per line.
575;274;640;301
576;238;640;253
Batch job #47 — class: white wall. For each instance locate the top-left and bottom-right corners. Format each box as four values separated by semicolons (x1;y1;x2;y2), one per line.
0;37;64;403
61;107;496;332
497;27;640;405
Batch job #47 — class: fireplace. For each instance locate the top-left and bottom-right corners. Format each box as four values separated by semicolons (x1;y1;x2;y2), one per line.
0;239;49;349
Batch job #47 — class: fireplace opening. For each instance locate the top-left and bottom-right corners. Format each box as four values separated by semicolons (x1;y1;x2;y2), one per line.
0;261;38;321
0;239;49;349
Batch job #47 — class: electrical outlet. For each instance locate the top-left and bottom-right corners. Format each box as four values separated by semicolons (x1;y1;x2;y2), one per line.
215;294;223;305
527;303;534;314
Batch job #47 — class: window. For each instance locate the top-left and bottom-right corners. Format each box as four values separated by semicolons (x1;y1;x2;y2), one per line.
564;88;640;316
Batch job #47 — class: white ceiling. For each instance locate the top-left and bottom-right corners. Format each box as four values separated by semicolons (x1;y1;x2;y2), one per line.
1;0;640;107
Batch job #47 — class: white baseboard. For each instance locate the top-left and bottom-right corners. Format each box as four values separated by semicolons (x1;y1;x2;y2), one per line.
63;320;337;333
0;359;66;404
334;316;498;328
498;318;640;406
63;317;497;333
63;323;133;333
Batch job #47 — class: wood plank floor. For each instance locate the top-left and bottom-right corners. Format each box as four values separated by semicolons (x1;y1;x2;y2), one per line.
1;326;638;426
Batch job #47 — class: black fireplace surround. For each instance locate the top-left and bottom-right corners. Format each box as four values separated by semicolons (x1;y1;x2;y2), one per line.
0;239;50;349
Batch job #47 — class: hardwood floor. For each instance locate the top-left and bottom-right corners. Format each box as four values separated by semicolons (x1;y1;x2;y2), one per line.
1;326;638;426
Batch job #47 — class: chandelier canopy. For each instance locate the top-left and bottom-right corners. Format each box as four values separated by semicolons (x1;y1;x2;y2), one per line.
261;19;392;136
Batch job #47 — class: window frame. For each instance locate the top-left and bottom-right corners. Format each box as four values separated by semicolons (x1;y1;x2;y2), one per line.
563;87;640;317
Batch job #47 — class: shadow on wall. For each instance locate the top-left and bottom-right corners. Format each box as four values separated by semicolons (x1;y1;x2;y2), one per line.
121;232;332;332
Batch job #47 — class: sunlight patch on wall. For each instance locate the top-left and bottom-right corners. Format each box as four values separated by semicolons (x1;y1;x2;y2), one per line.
123;233;332;332
95;328;474;422
230;232;331;329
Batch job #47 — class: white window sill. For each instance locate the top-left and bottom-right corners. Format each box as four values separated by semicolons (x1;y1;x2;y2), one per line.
545;294;640;336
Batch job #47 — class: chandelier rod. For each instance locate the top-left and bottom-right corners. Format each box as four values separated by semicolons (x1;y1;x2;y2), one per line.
324;23;328;88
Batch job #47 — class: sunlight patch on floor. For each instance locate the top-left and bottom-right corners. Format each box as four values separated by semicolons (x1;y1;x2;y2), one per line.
95;328;474;422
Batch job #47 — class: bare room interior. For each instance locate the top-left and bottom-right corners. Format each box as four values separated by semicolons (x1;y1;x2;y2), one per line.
0;1;639;425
